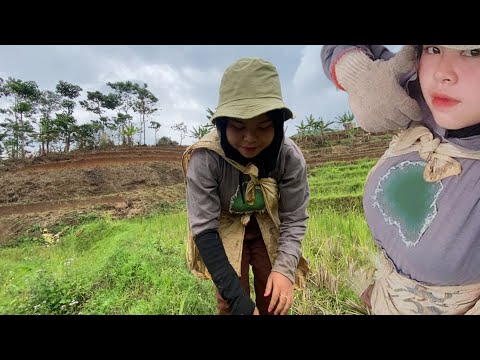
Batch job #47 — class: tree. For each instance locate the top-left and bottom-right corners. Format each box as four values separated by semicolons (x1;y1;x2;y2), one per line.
53;114;77;152
335;111;358;139
55;80;82;152
0;77;5;99
79;90;120;145
335;111;355;130
171;122;187;145
190;111;215;140
113;113;133;145
305;114;317;135
107;81;138;145
132;83;158;145
295;119;308;140
0;130;5;158
37;90;61;155
121;123;139;147
56;81;82;100
107;81;137;115
149;121;161;144
206;107;215;121
314;117;335;144
157;136;178;146
1;78;41;159
190;124;212;140
53;81;83;153
73;123;97;150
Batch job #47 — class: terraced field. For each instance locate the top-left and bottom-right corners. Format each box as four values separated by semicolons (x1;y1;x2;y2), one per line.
0;130;395;244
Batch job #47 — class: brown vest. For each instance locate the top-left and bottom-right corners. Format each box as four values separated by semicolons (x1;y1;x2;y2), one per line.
182;131;308;289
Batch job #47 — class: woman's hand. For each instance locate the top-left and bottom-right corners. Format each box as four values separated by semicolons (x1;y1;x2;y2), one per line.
264;271;294;315
334;45;422;132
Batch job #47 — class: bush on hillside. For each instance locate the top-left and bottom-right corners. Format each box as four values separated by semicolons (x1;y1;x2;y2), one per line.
157;137;179;146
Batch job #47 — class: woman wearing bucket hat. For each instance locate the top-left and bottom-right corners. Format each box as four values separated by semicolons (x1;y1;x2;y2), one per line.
182;57;309;315
321;45;480;314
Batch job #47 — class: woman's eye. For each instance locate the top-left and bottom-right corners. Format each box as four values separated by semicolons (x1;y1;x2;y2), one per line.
424;46;440;55
462;49;480;57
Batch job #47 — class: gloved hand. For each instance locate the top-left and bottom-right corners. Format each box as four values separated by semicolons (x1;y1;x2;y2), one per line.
195;229;255;315
334;45;422;133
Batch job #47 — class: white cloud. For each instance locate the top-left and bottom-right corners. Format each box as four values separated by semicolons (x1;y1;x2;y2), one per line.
285;45;350;135
292;45;324;92
0;45;405;147
73;55;221;145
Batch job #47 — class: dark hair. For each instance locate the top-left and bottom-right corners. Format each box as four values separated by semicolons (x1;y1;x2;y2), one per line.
415;45;423;60
215;109;286;178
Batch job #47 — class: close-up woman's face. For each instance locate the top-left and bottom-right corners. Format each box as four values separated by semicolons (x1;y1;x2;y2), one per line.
226;113;275;158
419;45;480;130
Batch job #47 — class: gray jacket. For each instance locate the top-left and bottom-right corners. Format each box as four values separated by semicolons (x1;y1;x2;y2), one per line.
186;136;310;282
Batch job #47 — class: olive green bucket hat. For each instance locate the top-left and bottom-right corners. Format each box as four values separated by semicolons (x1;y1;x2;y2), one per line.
210;57;294;124
441;45;480;50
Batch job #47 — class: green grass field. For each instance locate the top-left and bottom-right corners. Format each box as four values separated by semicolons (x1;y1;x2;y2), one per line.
0;160;378;314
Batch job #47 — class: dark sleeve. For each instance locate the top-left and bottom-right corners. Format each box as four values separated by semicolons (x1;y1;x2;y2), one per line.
195;229;255;315
321;45;395;82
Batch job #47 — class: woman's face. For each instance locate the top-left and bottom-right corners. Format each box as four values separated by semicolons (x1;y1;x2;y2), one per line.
419;45;480;130
226;113;275;158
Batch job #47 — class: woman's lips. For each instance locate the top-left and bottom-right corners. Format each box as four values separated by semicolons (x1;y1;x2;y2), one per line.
431;94;460;108
241;146;257;154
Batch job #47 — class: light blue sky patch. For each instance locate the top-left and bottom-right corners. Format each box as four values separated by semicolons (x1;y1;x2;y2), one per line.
372;161;443;247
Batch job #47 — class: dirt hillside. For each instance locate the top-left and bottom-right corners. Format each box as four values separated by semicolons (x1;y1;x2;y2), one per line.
0;130;394;245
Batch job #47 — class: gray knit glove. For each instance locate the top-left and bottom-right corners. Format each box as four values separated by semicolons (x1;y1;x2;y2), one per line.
334;45;422;133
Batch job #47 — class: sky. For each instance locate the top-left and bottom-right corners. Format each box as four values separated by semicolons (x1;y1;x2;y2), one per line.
0;45;401;147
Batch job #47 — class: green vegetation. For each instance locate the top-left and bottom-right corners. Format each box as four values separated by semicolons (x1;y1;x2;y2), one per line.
298;208;375;314
0;159;379;314
0;212;216;315
308;159;376;203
